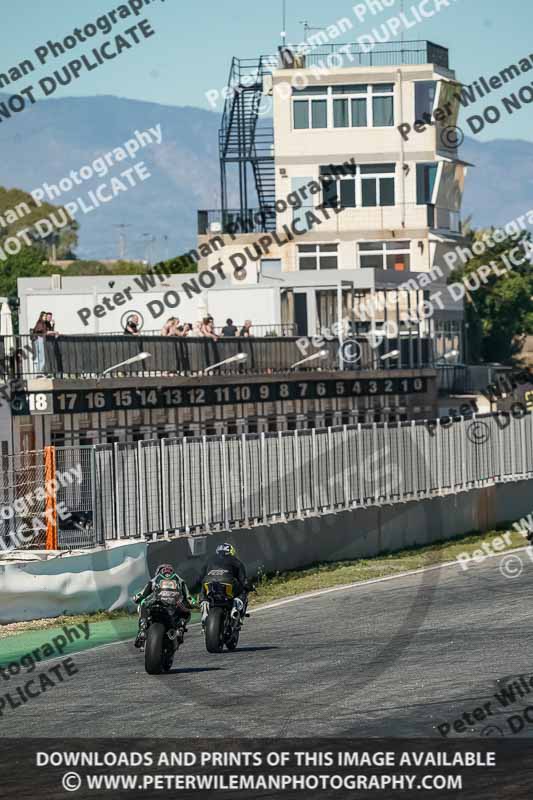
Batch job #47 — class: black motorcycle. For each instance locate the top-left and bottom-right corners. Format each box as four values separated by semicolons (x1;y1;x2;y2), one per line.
137;587;191;675
201;581;253;653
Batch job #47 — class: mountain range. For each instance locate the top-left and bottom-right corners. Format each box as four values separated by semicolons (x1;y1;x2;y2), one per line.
0;93;531;259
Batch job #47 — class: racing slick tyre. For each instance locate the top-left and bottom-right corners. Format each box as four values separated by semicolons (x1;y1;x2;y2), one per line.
145;623;166;674
205;608;224;653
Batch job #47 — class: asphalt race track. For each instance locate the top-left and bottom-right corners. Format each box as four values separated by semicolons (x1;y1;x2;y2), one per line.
2;553;532;738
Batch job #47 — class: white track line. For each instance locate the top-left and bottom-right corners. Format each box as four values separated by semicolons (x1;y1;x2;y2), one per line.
6;543;531;667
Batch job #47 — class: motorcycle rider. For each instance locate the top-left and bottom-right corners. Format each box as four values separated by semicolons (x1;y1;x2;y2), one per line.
201;543;249;624
133;564;193;649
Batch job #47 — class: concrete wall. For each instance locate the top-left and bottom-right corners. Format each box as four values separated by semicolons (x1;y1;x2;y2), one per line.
2;479;531;623
147;479;533;588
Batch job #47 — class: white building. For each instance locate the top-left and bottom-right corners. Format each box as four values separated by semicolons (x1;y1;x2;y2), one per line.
197;39;468;350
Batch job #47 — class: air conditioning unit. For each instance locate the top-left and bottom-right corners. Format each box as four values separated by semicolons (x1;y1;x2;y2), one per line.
209;222;222;233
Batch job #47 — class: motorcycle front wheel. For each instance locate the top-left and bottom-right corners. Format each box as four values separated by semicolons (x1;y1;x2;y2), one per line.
205;607;224;653
145;623;166;674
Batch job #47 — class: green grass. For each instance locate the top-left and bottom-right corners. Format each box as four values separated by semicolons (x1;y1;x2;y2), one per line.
0;524;527;640
248;526;528;606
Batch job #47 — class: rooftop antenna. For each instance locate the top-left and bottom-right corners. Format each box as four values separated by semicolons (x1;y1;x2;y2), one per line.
299;21;326;42
281;0;287;45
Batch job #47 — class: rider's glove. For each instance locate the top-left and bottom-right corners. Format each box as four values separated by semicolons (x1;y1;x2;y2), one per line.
133;592;143;604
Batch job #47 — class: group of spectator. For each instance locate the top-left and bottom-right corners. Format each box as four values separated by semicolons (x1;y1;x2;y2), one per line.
123;314;253;340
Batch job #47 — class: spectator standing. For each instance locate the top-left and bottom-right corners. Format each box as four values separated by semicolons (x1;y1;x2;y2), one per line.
124;314;141;335
161;317;178;336
31;312;47;374
239;319;253;337
222;318;238;336
45;313;58;336
201;317;218;340
182;323;192;337
192;321;203;336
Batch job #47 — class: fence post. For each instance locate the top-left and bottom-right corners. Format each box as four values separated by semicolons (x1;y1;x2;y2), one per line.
44;446;57;550
241;433;249;527
183;437;190;534
113;442;121;539
436;419;442;494
90;446;101;545
278;430;285;520
311;428;318;514
137;440;145;537
294;429;302;518
221;435;230;530
343;424;350;508
260;432;267;523
202;436;210;533
161;438;170;534
356;423;364;506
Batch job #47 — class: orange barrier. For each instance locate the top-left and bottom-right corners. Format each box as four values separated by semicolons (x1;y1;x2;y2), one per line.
44;446;57;550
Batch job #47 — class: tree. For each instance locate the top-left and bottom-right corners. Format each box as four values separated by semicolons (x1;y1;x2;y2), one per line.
0;186;79;260
449;228;533;363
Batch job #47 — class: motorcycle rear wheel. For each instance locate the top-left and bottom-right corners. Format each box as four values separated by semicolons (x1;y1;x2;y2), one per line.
145;623;166;674
205;607;224;653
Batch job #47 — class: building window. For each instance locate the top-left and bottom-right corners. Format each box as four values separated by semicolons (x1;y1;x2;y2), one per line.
298;243;338;270
292;86;329;129
359;241;410;271
293;84;394;130
321;163;395;208
360;164;395;206
415;81;437;120
416;163;438;204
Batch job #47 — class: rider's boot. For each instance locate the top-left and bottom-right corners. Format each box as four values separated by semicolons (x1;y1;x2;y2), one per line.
134;619;148;649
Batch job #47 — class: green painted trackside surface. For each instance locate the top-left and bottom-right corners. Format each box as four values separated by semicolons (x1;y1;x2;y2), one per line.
0;612;201;666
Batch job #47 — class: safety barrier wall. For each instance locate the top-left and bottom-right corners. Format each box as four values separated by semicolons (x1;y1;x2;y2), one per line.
98;412;533;543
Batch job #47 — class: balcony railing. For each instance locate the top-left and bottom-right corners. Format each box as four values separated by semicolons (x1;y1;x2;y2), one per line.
268;40;449;70
198;208;276;235
199;204;462;236
3;334;435;380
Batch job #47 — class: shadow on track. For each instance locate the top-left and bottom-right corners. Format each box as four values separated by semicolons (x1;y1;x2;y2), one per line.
224;646;280;653
166;667;225;675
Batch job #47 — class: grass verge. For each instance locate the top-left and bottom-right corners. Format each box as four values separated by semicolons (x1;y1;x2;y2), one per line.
0;524;528;639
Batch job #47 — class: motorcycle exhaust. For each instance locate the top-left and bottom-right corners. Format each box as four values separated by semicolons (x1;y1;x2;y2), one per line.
167;629;179;641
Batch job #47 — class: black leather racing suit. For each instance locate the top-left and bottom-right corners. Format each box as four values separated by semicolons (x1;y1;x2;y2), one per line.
202;554;248;605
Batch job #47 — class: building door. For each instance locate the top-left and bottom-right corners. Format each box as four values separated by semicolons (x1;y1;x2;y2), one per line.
294;293;308;336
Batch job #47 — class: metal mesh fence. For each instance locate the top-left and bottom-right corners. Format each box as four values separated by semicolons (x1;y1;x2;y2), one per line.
0;450;47;550
2;412;533;550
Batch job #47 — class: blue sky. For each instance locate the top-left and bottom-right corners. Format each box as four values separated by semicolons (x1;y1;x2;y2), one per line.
2;0;533;141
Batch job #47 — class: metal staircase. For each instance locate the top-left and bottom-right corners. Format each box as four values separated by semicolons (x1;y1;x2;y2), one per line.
219;57;276;232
